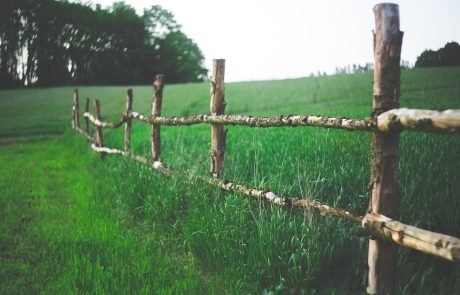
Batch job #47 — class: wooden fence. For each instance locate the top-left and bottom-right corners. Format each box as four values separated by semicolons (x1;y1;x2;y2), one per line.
72;4;460;294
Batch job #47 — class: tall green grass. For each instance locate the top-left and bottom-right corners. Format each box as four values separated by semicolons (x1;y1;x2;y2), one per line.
1;67;459;293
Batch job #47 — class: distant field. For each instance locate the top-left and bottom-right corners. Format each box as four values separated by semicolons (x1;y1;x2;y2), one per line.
1;67;459;293
1;67;459;137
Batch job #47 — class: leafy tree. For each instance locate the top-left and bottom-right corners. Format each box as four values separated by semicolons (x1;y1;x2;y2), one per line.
415;42;460;68
138;5;206;84
0;0;207;88
438;42;460;66
143;5;181;40
415;50;440;67
0;0;28;88
155;31;207;83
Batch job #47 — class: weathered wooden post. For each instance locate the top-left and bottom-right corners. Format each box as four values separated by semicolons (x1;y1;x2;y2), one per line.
84;97;90;134
73;89;80;129
124;89;133;151
152;75;164;161
368;3;403;294
210;59;226;178
94;99;105;158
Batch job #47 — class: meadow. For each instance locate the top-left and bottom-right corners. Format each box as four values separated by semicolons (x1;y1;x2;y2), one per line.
1;67;459;293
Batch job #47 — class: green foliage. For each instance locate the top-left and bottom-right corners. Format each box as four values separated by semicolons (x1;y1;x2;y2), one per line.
0;0;207;89
415;41;460;68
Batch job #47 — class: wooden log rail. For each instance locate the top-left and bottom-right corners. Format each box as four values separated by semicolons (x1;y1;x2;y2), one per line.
83;112;126;128
377;108;460;133
82;110;460;134
90;143;170;174
363;213;460;262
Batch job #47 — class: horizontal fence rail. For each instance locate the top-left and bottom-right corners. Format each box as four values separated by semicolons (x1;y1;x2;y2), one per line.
82;109;460;134
377;108;460;133
71;3;460;294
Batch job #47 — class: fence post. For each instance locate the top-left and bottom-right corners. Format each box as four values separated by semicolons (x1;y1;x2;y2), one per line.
73;89;80;129
84;97;90;134
124;89;133;151
152;75;164;161
210;59;226;178
368;3;403;294
94;99;105;158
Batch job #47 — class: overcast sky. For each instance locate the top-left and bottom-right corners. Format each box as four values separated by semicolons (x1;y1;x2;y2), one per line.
79;0;460;82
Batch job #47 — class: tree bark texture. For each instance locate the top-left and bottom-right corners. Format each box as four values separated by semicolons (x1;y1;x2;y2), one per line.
368;3;403;295
152;75;164;161
124;89;133;151
84;98;90;134
363;213;460;261
94;99;105;158
72;89;80;129
210;59;226;178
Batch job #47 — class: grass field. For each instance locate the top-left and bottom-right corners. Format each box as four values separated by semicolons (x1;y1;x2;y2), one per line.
1;67;460;293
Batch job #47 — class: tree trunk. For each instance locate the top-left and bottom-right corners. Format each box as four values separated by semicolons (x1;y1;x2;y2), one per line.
210;59;226;178
368;3;403;294
152;75;164;161
124;89;133;151
94;99;105;159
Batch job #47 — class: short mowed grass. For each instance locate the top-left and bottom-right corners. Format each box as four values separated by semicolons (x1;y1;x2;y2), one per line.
1;67;460;293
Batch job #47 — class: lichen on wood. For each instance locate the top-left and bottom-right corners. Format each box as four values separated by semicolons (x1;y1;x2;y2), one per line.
90;144;170;174
83;112;125;128
129;112;373;131
377;108;460;133
88;109;460;134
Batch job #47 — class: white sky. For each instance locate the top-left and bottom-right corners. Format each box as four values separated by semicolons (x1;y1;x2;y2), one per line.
79;0;460;82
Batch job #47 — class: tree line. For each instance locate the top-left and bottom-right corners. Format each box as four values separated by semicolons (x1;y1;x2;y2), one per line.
415;42;460;68
0;0;207;89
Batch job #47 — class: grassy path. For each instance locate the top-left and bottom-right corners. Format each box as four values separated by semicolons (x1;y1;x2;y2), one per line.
0;135;212;294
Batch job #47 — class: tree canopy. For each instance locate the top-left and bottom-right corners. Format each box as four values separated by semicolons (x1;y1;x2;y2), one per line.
0;0;207;89
415;42;460;68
